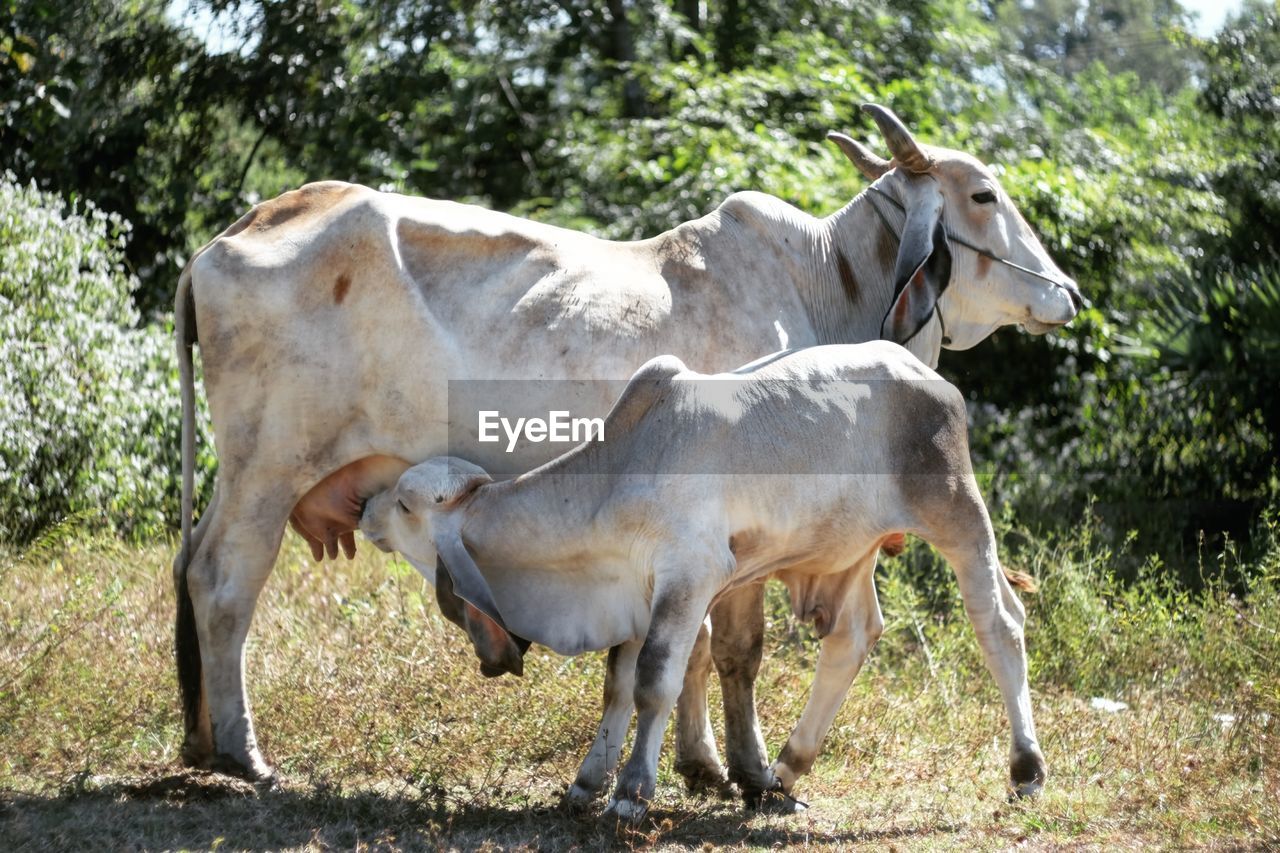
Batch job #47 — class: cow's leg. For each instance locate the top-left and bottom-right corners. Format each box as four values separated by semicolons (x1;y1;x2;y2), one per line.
672;619;730;795
183;476;292;781
709;583;772;805
607;577;716;823
769;559;882;797
565;639;642;806
925;496;1046;797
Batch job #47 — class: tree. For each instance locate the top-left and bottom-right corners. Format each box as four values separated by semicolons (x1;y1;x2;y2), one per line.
1199;0;1280;264
0;0;253;315
991;0;1196;93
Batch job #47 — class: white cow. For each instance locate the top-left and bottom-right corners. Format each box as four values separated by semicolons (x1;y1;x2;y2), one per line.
360;342;1048;821
173;105;1079;784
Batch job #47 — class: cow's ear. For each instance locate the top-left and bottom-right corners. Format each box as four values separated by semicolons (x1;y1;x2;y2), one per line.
882;186;952;346
433;529;525;677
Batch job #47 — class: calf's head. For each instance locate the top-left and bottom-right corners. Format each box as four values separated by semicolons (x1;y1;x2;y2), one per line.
829;104;1083;349
361;456;526;677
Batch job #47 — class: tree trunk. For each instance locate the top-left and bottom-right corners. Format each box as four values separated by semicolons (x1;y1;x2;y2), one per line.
605;0;646;118
716;0;742;72
676;0;701;30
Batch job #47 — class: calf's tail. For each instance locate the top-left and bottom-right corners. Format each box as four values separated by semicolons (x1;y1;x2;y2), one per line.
881;534;1037;592
1002;566;1039;593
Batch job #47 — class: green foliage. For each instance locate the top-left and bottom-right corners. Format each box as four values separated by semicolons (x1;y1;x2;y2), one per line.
990;71;1225;308
0;0;244;314
992;0;1196;94
0;176;213;543
968;264;1280;580
3;0;1280;574
528;33;873;237
1199;0;1280;265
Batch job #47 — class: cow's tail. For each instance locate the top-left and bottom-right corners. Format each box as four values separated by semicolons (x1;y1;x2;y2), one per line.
174;258;203;745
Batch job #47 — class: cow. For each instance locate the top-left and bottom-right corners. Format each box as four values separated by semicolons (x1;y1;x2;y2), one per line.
359;342;1047;821
173;104;1080;786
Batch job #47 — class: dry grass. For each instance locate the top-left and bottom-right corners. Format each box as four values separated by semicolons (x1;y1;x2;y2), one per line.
1;531;1276;851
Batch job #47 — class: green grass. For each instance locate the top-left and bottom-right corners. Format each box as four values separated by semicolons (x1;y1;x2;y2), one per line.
1;518;1277;850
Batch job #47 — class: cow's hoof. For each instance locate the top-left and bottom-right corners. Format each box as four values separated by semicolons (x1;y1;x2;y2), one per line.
180;743;212;770
605;796;649;825
209;752;276;786
1010;746;1047;799
675;759;732;799
253;769;281;791
561;782;598;812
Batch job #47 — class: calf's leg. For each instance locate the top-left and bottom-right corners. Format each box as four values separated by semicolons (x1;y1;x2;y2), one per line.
607;580;716;823
924;495;1047;797
566;639;642;805
770;559;882;795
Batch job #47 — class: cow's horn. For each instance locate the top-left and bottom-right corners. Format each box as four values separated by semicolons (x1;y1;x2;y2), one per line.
861;104;934;174
827;131;890;180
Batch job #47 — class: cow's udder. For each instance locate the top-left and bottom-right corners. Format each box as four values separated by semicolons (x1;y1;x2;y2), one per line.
290;454;410;561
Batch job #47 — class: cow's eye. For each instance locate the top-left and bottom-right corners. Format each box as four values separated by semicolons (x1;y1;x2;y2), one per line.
971;191;997;204
397;498;410;513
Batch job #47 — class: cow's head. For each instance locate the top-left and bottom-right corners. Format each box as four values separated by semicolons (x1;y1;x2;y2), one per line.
828;104;1083;350
361;456;527;678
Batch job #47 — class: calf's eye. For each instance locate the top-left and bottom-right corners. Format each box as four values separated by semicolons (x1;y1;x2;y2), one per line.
397;499;410;513
971;191;996;204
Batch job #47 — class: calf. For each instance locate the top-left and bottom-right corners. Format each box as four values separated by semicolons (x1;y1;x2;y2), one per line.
360;341;1046;820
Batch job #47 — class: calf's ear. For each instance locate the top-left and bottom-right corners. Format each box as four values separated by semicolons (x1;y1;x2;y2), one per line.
434;530;526;678
433;557;466;629
882;183;952;346
466;601;527;678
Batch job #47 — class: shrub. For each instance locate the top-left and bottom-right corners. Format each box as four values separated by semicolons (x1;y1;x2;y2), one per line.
0;174;212;544
965;264;1280;584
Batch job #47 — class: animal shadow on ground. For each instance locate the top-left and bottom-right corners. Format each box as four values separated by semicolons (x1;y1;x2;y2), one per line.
0;769;960;850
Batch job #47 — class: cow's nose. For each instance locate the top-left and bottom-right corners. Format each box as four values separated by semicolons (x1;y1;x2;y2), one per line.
1060;278;1086;311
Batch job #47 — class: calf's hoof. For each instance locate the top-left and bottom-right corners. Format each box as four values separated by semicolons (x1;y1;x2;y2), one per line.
1010;745;1048;799
604;796;649;825
743;773;808;815
746;786;808;815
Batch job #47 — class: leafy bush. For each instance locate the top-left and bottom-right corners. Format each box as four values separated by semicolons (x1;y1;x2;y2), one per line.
967;264;1280;583
0;175;212;544
4;0;1279;574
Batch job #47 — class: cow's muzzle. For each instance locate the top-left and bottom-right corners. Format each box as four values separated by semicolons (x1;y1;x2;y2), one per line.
1060;277;1086;312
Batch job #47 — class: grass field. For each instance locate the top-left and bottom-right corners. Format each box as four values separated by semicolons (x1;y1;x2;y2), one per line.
2;523;1277;850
